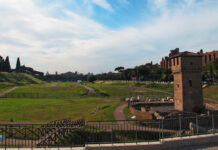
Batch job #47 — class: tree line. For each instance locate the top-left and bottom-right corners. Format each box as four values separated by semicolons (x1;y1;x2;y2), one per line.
88;62;173;82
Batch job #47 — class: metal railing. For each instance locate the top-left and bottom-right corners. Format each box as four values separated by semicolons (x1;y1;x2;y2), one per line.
0;115;218;148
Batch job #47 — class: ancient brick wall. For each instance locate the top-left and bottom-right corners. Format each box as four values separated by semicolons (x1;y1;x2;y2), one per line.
202;51;218;66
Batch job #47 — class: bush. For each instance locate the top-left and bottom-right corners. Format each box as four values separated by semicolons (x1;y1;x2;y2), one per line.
87;75;96;82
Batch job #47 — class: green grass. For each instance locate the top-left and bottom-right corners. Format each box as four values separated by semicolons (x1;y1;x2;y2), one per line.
203;85;218;101
0;97;119;122
145;83;174;93
3;83;88;98
85;82;172;99
0;82;14;93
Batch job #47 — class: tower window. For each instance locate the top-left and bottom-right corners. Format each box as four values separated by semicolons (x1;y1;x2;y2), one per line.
177;57;179;65
209;55;212;61
205;55;207;63
173;58;175;66
189;80;192;87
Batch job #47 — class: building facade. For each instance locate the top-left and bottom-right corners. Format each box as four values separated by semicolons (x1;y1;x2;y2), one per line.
171;52;203;112
197;49;218;66
160;49;218;70
160;48;180;70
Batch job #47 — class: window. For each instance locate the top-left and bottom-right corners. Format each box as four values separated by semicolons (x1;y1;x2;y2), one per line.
190;62;193;65
177;57;179;65
173;58;175;66
214;54;216;60
177;84;179;88
189;80;192;87
209;55;212;62
205;55;207;63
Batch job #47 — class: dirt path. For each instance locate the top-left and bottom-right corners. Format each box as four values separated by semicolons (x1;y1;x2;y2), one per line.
114;104;128;123
50;82;57;87
0;87;17;97
79;84;96;94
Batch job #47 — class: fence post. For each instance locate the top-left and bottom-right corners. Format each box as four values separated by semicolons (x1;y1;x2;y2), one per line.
135;121;137;144
161;119;164;140
179;115;182;137
111;121;113;145
196;115;199;135
5;125;7;150
32;125;33;150
159;120;161;141
212;113;215;134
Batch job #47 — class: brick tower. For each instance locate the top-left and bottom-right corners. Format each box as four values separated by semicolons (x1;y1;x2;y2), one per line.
171;51;203;112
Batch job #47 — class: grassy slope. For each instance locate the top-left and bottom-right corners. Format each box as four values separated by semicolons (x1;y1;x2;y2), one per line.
0;72;42;85
0;82;14;93
203;85;218;101
0;72;43;93
4;83;88;98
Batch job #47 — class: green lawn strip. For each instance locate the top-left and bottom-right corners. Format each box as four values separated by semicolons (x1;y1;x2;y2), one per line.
0;98;120;122
203;85;218;101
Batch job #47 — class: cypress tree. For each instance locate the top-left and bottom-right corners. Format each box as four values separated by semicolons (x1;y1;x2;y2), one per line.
4;56;11;72
0;56;3;71
16;57;21;70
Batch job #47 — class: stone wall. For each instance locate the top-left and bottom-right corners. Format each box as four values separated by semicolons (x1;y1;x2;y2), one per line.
129;106;153;120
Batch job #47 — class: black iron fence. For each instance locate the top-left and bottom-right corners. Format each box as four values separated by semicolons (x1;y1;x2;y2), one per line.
0;115;218;148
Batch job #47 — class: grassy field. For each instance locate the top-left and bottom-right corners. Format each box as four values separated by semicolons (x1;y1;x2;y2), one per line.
0;97;119;122
203;85;218;101
0;80;174;123
1;78;217;123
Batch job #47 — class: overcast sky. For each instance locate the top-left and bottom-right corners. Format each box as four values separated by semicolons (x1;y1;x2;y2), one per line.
0;0;218;74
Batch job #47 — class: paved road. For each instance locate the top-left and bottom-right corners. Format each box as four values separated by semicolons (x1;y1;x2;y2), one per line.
0;87;17;97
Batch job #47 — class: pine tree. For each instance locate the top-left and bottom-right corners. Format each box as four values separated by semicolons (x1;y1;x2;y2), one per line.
16;57;21;70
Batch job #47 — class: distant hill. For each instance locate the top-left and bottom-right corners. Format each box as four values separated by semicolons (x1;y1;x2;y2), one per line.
0;72;43;85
